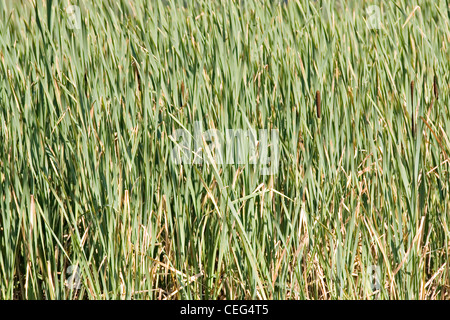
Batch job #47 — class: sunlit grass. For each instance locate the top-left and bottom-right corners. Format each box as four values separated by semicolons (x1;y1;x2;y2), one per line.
0;0;449;299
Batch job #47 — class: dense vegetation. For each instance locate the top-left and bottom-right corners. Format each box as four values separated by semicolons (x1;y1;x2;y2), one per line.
0;0;449;299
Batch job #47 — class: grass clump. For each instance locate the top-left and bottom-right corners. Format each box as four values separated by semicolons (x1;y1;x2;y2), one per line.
0;0;449;299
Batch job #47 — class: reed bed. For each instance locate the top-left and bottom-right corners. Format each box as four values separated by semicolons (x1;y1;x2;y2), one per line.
0;0;449;299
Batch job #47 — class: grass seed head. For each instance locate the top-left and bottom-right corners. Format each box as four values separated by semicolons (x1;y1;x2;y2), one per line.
434;75;438;100
316;90;321;119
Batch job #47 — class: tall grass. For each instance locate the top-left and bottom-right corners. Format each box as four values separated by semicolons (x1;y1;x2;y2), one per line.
0;0;449;299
